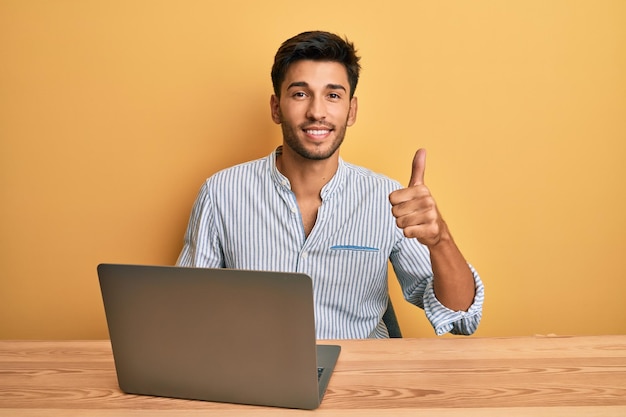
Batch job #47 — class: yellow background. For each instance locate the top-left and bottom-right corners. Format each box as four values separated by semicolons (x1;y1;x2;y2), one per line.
1;0;625;339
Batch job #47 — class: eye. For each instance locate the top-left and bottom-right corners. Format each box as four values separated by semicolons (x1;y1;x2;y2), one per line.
328;92;341;101
292;91;308;99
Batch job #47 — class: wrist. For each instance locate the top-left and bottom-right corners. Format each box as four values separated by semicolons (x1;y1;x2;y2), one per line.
429;220;453;250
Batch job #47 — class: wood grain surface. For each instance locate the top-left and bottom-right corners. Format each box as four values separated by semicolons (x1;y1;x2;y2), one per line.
1;336;625;416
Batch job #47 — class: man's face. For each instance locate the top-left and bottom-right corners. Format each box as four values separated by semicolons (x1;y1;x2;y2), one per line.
271;60;358;161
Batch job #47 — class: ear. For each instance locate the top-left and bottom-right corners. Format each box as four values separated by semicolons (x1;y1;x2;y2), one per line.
270;95;281;124
347;96;358;127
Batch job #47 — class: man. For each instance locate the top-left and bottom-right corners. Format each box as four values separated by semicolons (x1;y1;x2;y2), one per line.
177;31;484;338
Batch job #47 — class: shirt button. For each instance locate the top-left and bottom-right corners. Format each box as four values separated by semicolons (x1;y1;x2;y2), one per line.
301;252;308;259
290;206;297;213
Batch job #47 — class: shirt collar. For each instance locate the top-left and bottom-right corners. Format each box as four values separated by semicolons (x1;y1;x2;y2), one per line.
268;146;346;201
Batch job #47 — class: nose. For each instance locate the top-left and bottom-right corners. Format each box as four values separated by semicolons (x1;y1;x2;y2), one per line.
306;96;326;121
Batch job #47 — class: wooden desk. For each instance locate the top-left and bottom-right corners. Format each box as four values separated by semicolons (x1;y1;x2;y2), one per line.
1;336;625;416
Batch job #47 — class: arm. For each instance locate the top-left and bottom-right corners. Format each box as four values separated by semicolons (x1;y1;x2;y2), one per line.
390;240;484;336
176;181;224;268
428;220;475;311
389;149;476;312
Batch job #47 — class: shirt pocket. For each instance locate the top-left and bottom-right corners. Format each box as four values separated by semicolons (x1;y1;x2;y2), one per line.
325;245;386;288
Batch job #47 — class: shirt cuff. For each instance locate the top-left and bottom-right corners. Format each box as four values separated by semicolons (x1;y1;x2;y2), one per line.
423;264;485;336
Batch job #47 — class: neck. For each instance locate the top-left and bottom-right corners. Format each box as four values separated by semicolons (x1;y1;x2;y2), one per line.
276;146;339;198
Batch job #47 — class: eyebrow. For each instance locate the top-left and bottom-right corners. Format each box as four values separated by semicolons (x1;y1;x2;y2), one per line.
287;81;347;92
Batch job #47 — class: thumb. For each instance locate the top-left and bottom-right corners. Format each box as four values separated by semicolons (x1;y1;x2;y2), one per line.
409;148;427;187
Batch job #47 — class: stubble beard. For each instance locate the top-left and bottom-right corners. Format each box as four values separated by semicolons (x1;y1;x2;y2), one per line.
280;116;349;161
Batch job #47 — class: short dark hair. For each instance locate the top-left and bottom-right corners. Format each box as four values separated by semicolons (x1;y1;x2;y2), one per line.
271;31;361;98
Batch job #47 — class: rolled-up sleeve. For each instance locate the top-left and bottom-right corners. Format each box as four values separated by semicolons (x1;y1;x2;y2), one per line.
423;263;484;335
391;237;484;336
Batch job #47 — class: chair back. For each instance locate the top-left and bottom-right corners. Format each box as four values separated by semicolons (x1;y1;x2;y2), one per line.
383;299;402;338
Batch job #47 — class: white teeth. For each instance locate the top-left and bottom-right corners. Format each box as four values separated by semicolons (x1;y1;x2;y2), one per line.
306;129;329;135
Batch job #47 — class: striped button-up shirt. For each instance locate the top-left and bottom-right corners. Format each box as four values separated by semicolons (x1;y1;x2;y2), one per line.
177;148;484;338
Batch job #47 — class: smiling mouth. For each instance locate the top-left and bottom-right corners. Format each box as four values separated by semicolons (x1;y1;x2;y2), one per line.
304;129;331;136
302;123;334;139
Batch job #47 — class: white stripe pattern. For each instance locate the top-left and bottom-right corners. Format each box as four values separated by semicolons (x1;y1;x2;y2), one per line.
177;149;484;339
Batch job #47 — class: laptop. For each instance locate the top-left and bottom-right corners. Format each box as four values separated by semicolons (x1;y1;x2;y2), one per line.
97;263;340;410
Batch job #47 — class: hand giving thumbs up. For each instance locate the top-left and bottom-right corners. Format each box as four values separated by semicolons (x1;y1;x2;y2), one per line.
389;149;446;248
